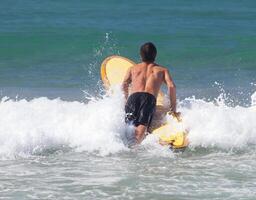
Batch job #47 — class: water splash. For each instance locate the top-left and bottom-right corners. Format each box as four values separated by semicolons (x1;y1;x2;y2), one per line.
0;88;126;159
84;32;120;94
251;91;256;107
0;87;255;159
180;93;256;149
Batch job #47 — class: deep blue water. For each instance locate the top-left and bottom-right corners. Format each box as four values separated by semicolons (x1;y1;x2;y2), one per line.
0;0;255;100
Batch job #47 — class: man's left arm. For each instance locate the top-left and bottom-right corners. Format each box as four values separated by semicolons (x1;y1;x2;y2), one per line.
122;68;132;100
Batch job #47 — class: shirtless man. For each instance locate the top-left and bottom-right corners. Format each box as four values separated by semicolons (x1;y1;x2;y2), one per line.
122;42;178;145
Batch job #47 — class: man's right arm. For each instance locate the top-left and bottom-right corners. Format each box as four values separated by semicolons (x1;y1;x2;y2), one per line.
122;68;132;100
163;69;177;113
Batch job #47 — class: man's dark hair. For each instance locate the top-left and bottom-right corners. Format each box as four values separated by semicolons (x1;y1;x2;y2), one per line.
140;42;157;62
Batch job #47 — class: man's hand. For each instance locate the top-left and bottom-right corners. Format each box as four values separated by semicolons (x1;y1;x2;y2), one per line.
168;111;181;122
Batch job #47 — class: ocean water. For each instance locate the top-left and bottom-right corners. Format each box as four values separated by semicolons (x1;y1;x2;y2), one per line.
0;0;256;199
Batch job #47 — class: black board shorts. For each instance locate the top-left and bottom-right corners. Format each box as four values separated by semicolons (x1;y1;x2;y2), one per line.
125;92;156;127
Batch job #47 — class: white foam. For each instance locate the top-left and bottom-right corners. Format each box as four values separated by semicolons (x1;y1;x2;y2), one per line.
0;89;255;159
180;94;256;149
0;89;127;159
251;91;256;107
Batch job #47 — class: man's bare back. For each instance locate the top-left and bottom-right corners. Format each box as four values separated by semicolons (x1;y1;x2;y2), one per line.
129;63;163;97
123;62;177;112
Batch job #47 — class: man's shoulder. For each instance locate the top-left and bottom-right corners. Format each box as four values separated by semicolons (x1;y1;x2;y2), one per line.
154;64;168;71
131;63;142;68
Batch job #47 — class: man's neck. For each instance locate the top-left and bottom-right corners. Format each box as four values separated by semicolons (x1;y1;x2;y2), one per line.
141;61;154;66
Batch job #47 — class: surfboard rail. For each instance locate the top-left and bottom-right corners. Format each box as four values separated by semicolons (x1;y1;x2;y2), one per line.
101;55;135;89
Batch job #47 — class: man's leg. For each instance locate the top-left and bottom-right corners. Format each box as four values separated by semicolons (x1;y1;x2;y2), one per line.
135;125;147;144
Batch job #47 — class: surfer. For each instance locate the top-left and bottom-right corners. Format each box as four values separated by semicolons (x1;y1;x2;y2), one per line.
122;42;178;145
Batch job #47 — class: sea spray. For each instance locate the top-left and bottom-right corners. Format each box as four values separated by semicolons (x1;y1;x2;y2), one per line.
0;89;127;159
0;89;256;159
85;32;120;93
180;93;256;149
251;91;256;107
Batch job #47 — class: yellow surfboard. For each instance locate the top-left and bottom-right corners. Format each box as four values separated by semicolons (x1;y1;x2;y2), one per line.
101;55;188;150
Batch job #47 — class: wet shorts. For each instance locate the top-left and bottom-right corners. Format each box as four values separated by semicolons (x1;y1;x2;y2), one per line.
125;92;156;127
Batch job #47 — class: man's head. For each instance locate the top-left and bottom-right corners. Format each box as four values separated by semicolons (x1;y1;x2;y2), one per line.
140;42;157;63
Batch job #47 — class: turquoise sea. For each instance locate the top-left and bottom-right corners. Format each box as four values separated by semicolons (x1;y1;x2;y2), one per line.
0;1;256;199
